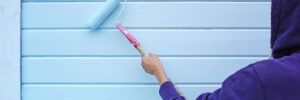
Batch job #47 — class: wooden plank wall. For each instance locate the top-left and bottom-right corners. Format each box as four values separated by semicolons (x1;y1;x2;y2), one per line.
0;0;21;100
21;0;271;100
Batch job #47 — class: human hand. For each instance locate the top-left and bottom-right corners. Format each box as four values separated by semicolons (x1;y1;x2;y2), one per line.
141;53;168;85
141;53;164;75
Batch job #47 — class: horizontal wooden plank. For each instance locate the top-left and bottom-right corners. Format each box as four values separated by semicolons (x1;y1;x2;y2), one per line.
22;0;271;2
22;84;220;100
22;2;271;29
22;57;265;83
22;30;270;56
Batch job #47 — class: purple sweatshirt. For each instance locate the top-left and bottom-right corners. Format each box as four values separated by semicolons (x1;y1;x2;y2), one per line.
159;0;300;100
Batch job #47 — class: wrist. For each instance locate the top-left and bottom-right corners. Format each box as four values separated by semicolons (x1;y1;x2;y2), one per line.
155;71;168;85
153;65;164;75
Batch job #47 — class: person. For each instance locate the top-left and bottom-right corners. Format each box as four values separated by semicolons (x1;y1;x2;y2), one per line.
141;0;300;100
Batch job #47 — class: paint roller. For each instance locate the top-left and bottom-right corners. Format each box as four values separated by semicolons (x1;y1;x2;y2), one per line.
87;0;148;56
87;0;121;30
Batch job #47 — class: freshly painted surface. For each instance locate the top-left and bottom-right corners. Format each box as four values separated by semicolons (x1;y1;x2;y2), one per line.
21;1;271;100
22;84;221;100
0;0;21;100
22;57;264;83
22;30;270;56
22;2;271;29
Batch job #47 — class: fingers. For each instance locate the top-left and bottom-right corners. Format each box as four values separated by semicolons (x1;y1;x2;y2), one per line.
141;62;151;74
142;56;146;62
141;61;145;67
142;53;153;62
149;53;154;57
142;53;151;61
141;63;146;68
143;53;156;58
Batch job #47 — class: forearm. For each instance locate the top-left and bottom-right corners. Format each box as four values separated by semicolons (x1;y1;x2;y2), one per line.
155;70;169;85
141;53;185;100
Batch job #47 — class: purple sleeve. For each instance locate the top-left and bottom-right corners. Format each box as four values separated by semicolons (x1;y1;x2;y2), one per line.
196;66;265;100
159;81;185;100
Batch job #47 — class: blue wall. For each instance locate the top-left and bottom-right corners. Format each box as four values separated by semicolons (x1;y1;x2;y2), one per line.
21;0;271;99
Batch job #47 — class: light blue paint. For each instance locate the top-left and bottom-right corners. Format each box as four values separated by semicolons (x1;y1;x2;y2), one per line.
22;2;271;29
21;1;271;100
0;0;21;100
22;57;264;83
87;0;120;30
22;84;221;100
22;30;270;56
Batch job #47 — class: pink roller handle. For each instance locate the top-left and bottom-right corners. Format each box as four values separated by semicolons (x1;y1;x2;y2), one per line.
116;22;140;48
116;22;148;56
